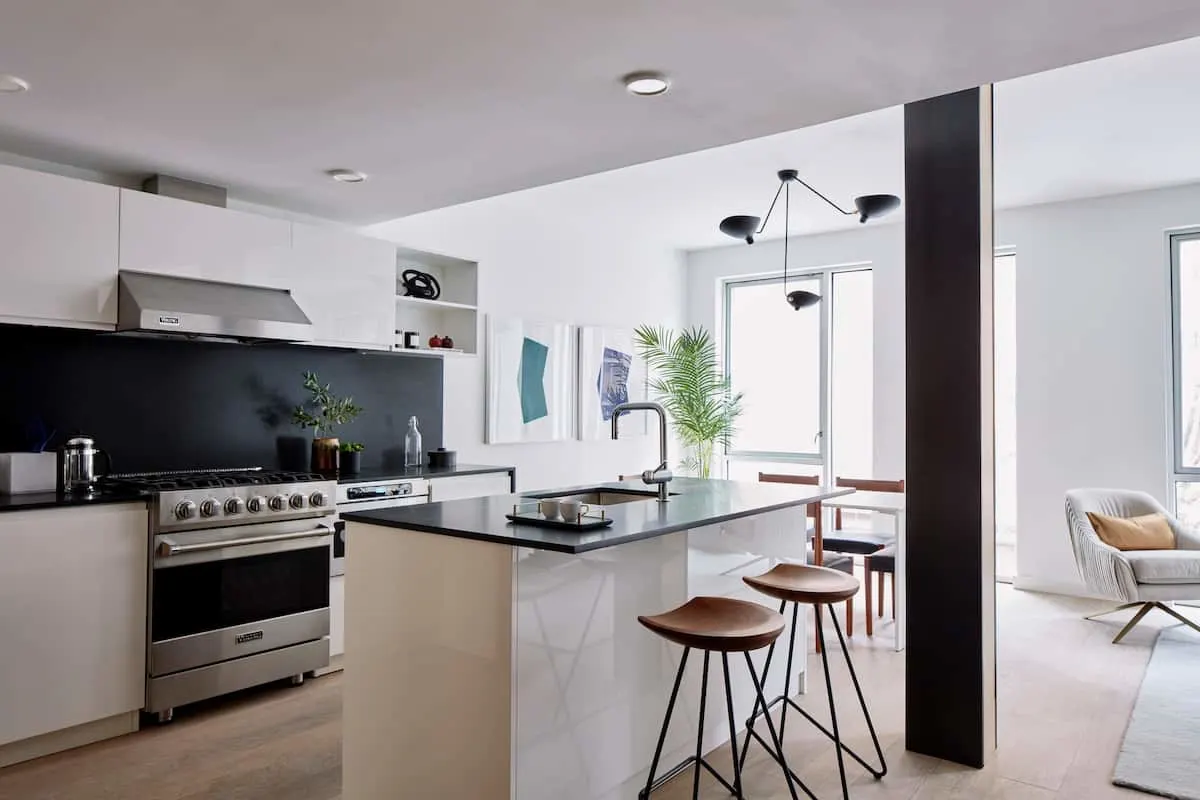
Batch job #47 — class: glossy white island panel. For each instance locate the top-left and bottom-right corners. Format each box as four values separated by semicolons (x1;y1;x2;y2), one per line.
342;501;811;800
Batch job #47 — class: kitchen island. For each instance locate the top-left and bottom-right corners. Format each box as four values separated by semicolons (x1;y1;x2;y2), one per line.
340;478;852;800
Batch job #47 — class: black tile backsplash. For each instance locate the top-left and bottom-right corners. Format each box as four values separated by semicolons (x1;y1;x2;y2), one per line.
0;324;443;473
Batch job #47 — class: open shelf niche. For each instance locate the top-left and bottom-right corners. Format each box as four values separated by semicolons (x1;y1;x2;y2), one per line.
393;246;479;357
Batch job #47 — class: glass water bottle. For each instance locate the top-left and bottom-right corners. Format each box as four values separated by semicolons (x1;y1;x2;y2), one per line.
404;416;422;467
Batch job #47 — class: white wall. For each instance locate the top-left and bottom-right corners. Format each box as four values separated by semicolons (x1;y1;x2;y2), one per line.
685;182;1200;597
1000;186;1194;595
368;187;687;491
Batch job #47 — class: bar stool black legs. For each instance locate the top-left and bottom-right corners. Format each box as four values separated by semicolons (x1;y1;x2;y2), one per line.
740;600;887;800
637;596;801;800
640;646;800;800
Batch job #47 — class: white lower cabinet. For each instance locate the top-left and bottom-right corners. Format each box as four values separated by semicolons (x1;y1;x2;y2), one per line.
329;574;345;660
0;504;148;750
427;472;513;502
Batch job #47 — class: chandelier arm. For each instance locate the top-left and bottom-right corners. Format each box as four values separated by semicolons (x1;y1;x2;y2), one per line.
793;176;856;216
783;182;790;294
755;180;786;235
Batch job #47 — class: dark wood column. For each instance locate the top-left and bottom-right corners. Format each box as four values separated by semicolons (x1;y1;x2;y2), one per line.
903;86;997;768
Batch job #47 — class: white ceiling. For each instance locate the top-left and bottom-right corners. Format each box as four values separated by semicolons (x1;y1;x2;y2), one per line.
2;1;1200;223
377;34;1200;252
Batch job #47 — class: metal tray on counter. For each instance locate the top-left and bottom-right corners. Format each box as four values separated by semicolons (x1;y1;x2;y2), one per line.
505;502;614;532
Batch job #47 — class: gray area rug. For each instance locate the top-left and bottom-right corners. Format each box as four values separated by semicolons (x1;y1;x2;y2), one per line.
1114;627;1200;798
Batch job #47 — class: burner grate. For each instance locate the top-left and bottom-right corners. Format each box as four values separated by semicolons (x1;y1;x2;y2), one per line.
102;468;327;493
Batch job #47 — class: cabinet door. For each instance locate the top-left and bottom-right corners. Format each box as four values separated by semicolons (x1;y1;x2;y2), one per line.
118;190;292;286
428;472;513;502
0;504;148;746
0;165;119;327
290;225;396;350
329;575;345;659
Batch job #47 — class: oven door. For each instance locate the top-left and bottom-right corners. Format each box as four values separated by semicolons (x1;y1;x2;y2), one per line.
150;520;333;676
331;495;427;576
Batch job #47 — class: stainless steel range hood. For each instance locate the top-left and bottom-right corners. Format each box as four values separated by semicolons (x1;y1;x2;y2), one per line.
116;271;313;343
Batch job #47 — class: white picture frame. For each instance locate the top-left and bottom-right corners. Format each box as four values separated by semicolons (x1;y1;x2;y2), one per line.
485;316;574;444
577;326;648;440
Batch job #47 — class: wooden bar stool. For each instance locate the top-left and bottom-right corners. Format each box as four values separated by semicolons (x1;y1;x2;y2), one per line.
740;564;887;800
638;596;799;800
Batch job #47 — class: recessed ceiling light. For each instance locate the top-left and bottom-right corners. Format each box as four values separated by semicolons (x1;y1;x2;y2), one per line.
0;74;30;94
326;169;367;183
623;71;670;97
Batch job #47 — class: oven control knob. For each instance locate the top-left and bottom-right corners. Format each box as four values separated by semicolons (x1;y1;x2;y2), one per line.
309;491;329;508
269;494;288;512
289;493;306;509
199;498;220;518
224;497;245;515
247;496;266;513
174;500;197;520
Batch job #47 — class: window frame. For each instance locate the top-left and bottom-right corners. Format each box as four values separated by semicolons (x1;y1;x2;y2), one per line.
720;263;872;478
1170;229;1200;482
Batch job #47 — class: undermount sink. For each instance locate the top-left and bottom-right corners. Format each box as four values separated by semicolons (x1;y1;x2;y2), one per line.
523;486;675;506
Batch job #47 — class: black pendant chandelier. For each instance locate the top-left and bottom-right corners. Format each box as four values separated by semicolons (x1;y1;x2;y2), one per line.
720;169;901;309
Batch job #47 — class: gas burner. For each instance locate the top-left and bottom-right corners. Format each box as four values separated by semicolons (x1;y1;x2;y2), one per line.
102;468;329;496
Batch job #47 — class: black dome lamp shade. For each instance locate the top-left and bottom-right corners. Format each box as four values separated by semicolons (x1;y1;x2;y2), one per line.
787;290;822;310
718;169;901;309
854;193;902;223
719;215;761;244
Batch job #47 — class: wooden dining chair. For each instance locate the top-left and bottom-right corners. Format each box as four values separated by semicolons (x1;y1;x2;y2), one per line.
757;472;856;638
833;477;905;638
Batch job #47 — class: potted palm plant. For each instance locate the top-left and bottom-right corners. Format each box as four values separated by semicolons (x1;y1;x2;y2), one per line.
633;325;743;479
292;371;363;474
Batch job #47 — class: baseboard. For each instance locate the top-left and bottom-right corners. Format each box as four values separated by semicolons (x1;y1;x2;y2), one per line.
1011;576;1110;601
0;711;139;769
314;653;343;677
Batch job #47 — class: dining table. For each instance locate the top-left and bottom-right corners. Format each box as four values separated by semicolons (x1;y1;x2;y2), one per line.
822;491;907;652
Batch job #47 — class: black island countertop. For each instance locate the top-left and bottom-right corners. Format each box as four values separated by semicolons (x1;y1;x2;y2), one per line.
340;477;853;554
338;464;515;486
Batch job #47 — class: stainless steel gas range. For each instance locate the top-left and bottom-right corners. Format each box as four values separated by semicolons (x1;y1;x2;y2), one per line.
104;468;337;723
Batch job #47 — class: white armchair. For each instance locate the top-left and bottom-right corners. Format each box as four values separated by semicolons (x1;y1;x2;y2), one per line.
1065;488;1200;643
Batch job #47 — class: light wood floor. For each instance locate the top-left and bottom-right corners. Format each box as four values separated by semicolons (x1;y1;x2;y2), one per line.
0;586;1166;799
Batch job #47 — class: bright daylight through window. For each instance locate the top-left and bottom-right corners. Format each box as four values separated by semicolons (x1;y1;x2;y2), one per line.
1172;232;1200;525
723;269;873;483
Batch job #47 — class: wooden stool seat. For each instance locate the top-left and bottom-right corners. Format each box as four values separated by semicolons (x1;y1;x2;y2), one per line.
743;563;860;605
638;596;785;653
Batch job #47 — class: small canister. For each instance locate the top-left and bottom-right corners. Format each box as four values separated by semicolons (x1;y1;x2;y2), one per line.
428;448;457;469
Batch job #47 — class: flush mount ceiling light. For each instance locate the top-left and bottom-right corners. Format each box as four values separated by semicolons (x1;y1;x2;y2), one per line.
326;169;367;183
623;71;670;96
0;74;30;94
720;169;902;310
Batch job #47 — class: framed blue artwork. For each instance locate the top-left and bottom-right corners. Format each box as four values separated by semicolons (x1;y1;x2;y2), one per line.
486;316;574;443
577;326;647;440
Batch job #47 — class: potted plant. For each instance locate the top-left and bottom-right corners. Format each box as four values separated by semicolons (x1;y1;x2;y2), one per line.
339;441;365;475
291;371;362;474
633;325;743;479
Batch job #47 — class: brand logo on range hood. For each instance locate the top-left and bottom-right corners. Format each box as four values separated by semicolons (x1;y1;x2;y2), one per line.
157;315;181;326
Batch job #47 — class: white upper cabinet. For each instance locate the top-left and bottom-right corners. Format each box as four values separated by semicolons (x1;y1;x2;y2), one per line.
289;224;396;350
118;189;292;286
0;165;120;328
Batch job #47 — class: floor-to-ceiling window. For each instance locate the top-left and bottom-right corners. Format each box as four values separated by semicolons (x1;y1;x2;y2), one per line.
1170;231;1200;523
994;252;1018;581
723;268;874;484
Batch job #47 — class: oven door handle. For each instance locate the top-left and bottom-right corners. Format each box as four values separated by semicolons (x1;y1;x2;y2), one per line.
157;524;334;558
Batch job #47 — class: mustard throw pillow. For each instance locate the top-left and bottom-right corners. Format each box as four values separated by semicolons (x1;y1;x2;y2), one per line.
1086;512;1176;551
